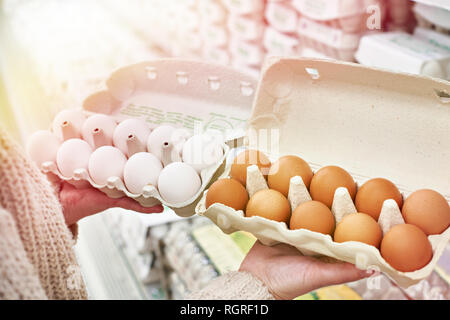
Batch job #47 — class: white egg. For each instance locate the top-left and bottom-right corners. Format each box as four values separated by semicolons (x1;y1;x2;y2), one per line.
147;125;177;160
52;109;86;140
82;114;117;148
26;130;62;168
182;134;224;173
171;128;192;153
124;152;163;194
88;146;127;185
56;139;93;177
113;118;151;157
157;162;201;203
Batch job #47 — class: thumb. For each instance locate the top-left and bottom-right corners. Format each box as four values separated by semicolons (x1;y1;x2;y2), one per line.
113;196;165;214
311;260;373;290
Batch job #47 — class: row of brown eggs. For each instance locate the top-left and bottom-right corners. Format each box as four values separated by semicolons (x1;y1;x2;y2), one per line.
205;149;450;272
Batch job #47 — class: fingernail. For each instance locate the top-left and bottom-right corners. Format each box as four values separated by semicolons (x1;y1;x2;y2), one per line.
361;269;375;277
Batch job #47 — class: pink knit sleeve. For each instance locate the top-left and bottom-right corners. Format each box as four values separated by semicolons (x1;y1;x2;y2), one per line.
0;207;48;299
0;128;88;299
186;271;275;300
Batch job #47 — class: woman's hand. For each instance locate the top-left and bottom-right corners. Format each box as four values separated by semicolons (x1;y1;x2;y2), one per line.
240;240;375;300
59;182;164;226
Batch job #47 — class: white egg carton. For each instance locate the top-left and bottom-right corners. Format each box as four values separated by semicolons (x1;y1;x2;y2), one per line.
413;2;450;35
265;1;299;34
196;57;450;287
222;0;265;16
292;0;365;20
40;59;258;217
297;17;364;62
292;0;386;33
227;13;266;42
264;27;300;57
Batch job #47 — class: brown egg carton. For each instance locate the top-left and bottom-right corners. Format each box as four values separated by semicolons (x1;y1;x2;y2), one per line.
196;56;450;288
196;162;450;288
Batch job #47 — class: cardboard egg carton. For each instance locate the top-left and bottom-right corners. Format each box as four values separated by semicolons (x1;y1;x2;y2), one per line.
264;27;300;57
41;59;257;217
265;1;299;34
297;17;363;61
413;2;450;35
292;0;386;33
196;57;450;287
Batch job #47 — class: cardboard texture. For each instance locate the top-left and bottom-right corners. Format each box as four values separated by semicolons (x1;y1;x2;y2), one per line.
42;59;257;217
197;57;450;287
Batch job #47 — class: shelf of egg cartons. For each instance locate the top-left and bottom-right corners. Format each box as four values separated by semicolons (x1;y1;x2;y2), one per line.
102;207;184;283
291;0;388;61
0;0;165;142
263;1;301;57
222;0;268;77
199;0;232;67
100;0;204;59
163;217;221;296
74;211;154;299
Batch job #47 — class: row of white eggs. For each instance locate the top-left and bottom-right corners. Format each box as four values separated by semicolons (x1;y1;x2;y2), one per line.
27;109;224;204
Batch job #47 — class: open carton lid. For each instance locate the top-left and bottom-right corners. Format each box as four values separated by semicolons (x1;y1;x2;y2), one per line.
197;57;450;288
83;59;257;141
248;57;450;199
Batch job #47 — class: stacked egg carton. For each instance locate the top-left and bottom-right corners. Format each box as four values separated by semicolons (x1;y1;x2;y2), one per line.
163;218;219;294
293;0;387;61
223;0;268;76
385;0;416;32
170;1;204;59
199;0;231;66
102;209;155;282
263;0;301;57
413;2;450;36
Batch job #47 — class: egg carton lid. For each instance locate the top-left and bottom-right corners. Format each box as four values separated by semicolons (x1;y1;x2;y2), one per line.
82;58;257;145
248;57;450;198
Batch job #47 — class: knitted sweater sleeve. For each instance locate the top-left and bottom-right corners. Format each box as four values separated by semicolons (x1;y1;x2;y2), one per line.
0;128;88;300
0;207;48;299
186;271;275;300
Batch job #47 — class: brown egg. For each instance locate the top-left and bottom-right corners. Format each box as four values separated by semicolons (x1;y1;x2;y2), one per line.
334;213;383;248
290;201;335;235
381;224;433;272
268;155;314;197
355;178;403;221
309;166;357;208
230;149;272;186
205;178;249;211
402;189;450;235
246;189;291;223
